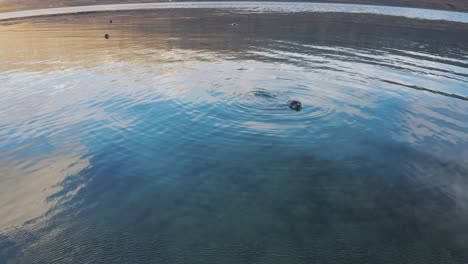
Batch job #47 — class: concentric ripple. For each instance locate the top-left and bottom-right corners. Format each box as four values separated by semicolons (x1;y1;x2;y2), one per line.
209;85;335;135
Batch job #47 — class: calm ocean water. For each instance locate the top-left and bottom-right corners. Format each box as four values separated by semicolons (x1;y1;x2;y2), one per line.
1;5;468;264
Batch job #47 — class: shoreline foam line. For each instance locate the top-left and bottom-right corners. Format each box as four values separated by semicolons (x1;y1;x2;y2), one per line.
0;2;468;23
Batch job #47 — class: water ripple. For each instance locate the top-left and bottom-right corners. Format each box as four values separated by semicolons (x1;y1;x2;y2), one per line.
1;9;468;264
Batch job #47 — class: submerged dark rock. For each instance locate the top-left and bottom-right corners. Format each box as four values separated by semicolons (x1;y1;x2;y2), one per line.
287;100;302;111
104;33;110;39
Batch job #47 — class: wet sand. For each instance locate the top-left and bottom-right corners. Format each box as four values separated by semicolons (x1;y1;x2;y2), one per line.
1;0;468;13
1;2;468;22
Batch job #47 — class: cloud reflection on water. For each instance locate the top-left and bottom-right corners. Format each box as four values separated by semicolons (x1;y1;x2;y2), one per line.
0;9;468;263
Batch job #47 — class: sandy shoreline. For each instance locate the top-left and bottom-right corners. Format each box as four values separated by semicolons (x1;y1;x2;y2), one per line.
1;2;468;22
1;0;468;13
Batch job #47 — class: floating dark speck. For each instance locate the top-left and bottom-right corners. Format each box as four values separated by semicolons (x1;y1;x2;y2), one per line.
104;33;110;39
230;23;239;26
446;3;457;10
110;20;113;23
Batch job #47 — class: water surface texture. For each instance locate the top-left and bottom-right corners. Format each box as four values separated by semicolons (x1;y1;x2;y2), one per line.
1;7;468;264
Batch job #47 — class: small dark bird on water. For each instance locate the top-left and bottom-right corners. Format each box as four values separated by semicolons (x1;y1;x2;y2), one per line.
287;100;302;111
104;33;110;39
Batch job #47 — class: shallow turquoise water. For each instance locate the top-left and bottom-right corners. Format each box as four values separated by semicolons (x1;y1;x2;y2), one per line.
1;7;468;264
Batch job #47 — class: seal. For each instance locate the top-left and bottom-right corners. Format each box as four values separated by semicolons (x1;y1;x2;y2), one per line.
287;100;302;111
254;91;275;99
104;33;110;39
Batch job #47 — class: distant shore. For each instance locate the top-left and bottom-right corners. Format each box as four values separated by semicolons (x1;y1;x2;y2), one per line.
0;0;468;13
1;2;468;23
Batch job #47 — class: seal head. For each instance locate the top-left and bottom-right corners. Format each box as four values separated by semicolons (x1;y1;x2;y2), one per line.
287;100;302;111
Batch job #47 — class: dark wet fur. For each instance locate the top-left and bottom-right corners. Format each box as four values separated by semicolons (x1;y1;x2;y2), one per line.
253;91;302;111
288;100;302;111
254;91;276;99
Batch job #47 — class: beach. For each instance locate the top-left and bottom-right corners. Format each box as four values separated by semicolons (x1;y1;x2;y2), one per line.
0;0;468;13
1;2;468;22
